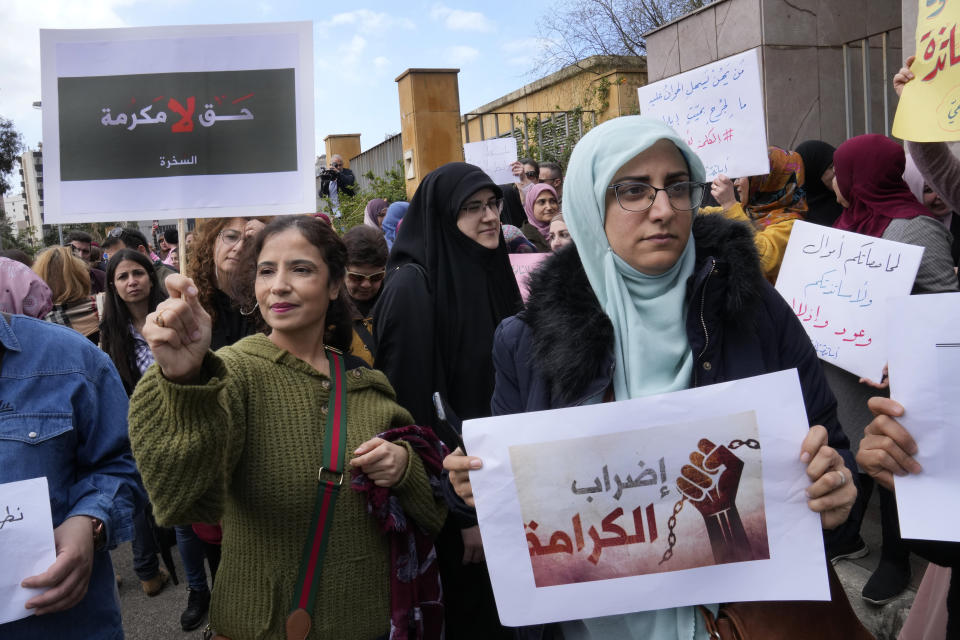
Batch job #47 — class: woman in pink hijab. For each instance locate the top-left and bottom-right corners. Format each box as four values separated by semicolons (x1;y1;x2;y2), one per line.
521;183;559;252
0;257;53;319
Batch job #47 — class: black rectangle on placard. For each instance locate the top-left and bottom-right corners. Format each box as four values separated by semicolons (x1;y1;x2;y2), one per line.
58;69;297;181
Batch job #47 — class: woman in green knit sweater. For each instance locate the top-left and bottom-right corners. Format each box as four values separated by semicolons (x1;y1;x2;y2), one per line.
128;216;447;639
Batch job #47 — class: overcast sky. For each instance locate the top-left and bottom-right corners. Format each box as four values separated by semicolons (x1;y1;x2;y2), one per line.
2;0;555;156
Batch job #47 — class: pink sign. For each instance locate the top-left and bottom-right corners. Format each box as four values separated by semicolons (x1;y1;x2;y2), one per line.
510;253;549;301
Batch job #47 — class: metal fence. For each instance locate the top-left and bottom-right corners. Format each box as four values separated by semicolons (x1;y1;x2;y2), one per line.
462;110;598;163
842;29;902;139
349;133;403;192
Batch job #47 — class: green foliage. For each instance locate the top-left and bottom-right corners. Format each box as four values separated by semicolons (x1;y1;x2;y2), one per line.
514;107;596;169
321;161;407;233
0;117;24;196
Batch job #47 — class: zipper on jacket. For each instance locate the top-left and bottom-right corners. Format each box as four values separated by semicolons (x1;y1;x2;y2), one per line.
693;260;717;387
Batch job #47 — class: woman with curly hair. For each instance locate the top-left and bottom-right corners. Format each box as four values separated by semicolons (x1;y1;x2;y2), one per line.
33;246;100;343
171;215;268;631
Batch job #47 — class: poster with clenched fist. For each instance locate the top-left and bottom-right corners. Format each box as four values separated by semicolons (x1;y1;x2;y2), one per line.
464;370;829;626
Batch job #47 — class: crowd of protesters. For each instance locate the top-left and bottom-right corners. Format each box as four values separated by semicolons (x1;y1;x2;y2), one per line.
1;56;959;640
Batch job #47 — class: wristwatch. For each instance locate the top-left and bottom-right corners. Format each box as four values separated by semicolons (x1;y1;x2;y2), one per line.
91;517;106;551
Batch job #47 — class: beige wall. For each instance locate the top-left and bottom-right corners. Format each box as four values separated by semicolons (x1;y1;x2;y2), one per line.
461;57;647;143
396;69;465;198
323;135;362;168
645;0;902;149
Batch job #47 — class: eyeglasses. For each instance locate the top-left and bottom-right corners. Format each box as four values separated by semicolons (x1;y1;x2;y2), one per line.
460;197;503;216
524;171;538;179
68;242;91;257
346;270;385;284
607;181;706;213
219;229;244;247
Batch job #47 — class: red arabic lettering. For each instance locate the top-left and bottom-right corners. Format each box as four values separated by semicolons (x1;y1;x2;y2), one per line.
167;97;196;133
921;24;960;82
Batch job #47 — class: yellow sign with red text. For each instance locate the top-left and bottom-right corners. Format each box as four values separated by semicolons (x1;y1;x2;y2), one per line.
893;0;960;141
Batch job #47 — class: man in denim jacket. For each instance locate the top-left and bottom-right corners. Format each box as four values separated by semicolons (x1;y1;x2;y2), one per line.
0;312;143;639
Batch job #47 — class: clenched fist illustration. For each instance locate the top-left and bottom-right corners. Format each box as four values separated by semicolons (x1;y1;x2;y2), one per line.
676;438;754;564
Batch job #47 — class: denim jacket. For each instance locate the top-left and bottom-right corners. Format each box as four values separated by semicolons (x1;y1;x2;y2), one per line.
0;313;143;639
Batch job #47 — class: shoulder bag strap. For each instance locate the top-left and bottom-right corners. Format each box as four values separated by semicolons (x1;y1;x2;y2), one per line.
286;349;348;640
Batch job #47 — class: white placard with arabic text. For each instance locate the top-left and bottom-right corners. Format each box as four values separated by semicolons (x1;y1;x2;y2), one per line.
0;477;56;625
40;22;315;223
464;138;519;185
637;48;769;180
464;370;828;626
774;221;923;380
888;293;960;542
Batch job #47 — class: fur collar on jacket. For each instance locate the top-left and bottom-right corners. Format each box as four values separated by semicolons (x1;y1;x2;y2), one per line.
520;214;765;405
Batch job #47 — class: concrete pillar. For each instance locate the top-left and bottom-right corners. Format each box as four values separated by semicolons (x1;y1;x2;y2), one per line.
395;68;463;199
323;134;362;168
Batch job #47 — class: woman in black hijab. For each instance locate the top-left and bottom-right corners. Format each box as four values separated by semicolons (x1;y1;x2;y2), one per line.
796;140;844;227
374;162;520;639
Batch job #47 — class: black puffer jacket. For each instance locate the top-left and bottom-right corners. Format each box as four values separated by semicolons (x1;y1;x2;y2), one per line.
492;212;857;473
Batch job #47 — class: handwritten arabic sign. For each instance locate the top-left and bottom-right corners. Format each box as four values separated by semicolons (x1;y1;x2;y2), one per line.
637;48;769;181
774;221;923;380
509;253;548;301
892;0;960;141
465;370;828;625
887;292;960;542
40;22;315;223
0;477;56;626
464;138;519;185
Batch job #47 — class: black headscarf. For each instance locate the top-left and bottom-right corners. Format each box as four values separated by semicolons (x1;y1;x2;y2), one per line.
387;162;522;421
796;140;844;227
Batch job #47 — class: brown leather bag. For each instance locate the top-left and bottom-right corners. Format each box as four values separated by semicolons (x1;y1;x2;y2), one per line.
698;561;874;639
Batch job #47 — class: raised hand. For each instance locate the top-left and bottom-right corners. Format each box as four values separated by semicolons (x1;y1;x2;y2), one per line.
893;55;916;97
142;274;212;383
710;175;738;210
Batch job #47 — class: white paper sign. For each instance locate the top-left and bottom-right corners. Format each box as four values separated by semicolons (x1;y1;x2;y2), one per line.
0;477;56;625
464;370;828;626
40;22;315;223
463;138;519;185
888;292;960;542
774;221;924;380
638;48;769;180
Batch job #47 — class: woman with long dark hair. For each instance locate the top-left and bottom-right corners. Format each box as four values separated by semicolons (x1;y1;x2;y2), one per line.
98;249;174;597
100;249;166;394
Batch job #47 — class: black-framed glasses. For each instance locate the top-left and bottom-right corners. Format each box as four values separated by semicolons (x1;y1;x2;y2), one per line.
524;171;538;179
459;197;503;216
607;181;706;213
346;270;386;284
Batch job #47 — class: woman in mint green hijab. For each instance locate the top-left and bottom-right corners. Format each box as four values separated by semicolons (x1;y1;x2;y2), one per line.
444;117;859;639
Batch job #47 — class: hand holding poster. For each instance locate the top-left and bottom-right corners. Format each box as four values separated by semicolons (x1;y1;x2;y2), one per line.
464;370;828;626
463;138;519;185
40;22;315;223
0;477;56;625
887;292;960;542
774;221;923;380
637;48;769;180
892;0;960;141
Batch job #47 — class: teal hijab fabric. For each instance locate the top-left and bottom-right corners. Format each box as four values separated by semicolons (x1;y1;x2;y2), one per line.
563;115;704;402
560;115;711;639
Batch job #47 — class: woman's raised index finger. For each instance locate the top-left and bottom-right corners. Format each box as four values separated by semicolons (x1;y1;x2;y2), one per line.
163;274;199;299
